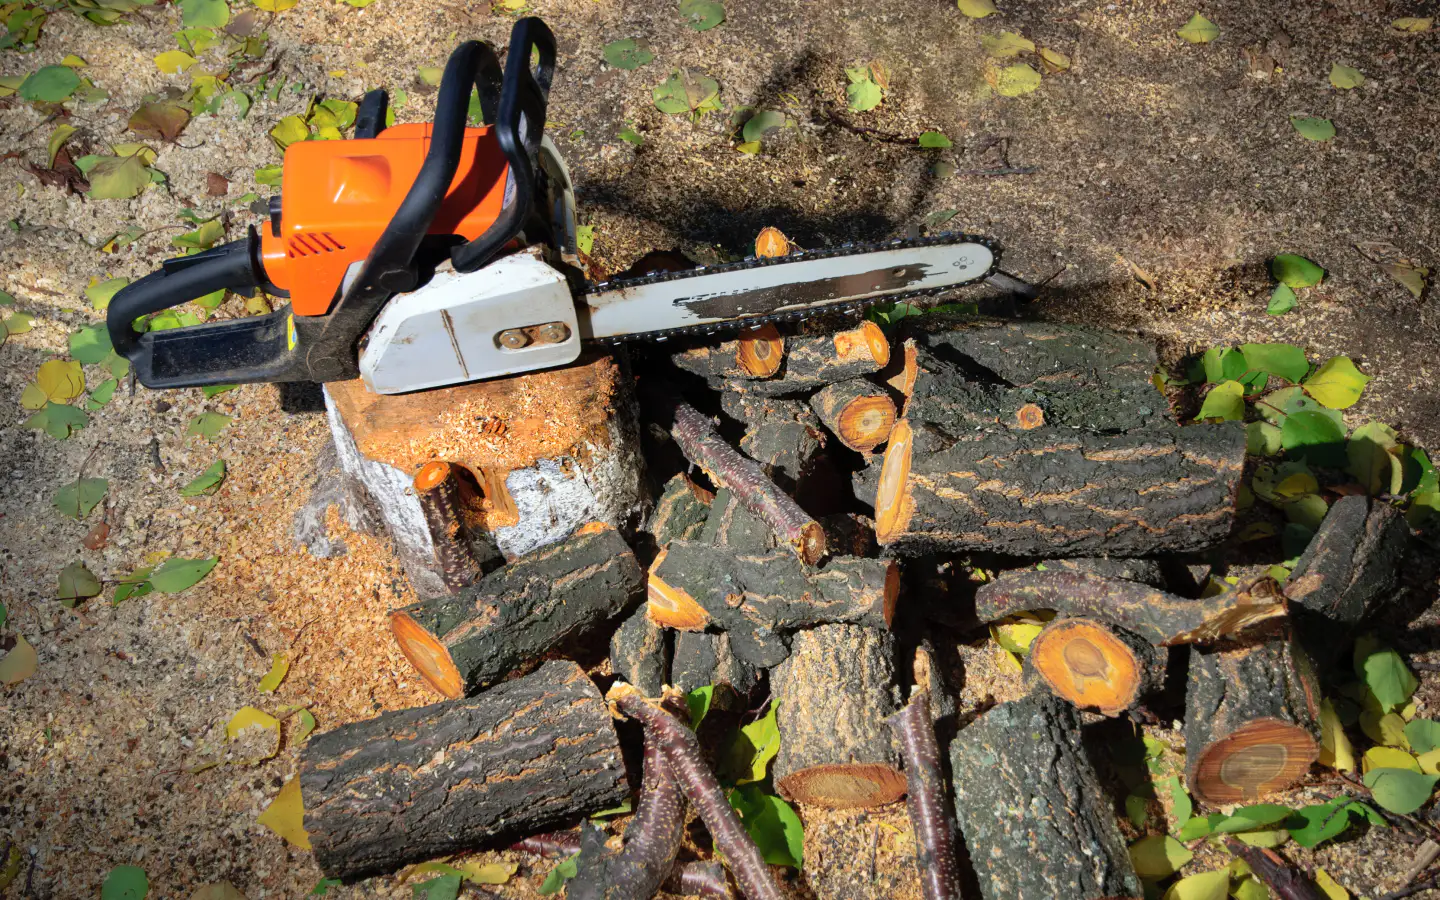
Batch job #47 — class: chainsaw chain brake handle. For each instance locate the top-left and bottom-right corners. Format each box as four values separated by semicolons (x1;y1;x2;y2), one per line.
105;18;554;389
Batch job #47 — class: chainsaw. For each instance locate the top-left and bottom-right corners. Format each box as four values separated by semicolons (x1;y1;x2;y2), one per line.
106;17;1004;396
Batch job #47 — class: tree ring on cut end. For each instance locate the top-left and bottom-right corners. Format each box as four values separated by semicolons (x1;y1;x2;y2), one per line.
777;762;906;809
1192;718;1318;804
1031;618;1142;716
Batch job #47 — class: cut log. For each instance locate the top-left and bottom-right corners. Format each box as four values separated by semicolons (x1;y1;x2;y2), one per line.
611;603;670;698
718;322;891;396
700;489;779;554
413;461;486;592
391;525;644;698
1185;633;1322;805
299;660;627;881
322;351;648;594
1285;495;1411;667
1035;557;1167;588
671;403;826;564
647;539;899;637
670;631;759;701
809;379;897;452
873;420;1246;556
1026;617;1167;716
975;569;1288;646
650;474;714;546
882;337;918;401
950;693;1143;900
773;624;905;808
720;393;825;492
904;377;1050;433
672;325;786;380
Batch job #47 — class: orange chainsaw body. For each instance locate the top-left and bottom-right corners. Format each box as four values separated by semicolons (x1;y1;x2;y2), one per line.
259;123;512;317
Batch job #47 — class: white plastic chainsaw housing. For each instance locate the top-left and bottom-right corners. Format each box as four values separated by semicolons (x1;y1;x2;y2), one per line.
358;245;580;394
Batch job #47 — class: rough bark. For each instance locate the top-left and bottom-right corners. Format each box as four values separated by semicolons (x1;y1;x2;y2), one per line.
886;693;964;900
391;525;644;698
299;660;627;881
1035;557;1167;588
718;393;826;491
809;379;898;452
611;603;670;698
700;489;780;554
950;693;1143;900
672;403;826;564
975;569;1288;646
872;420;1246;556
910;639;958;735
413;461;485;592
671;631;759;700
1185;633;1322;805
1026;617;1168;716
1285;495;1411;668
904;376;1049;433
672;325;786;380
772;624;906;808
718;322;892;396
650;474;714;546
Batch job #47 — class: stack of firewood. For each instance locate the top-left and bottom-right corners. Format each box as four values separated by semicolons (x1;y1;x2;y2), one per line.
295;310;1411;899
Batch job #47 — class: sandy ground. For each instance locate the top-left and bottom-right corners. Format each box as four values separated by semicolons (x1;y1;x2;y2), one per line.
1;0;1438;897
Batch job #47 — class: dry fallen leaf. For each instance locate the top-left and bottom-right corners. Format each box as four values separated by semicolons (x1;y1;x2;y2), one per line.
257;777;311;849
0;636;39;687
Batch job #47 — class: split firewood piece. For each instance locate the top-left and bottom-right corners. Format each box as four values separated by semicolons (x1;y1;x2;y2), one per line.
881;337;919;402
611;603;670;698
1285;495;1411;667
721;393;825;490
608;683;787;900
651;474;714;546
773;624;906;808
391;524;644;698
648;539;900;637
950;693;1143;900
1185;632;1322;805
299;660;627;881
701;489;780;554
671;402;826;564
570;728;686;900
886;692;963;900
809;379;897;452
976;569;1288;646
1223;838;1329;900
413;461;485;592
671;631;759;701
1026;617;1168;716
873;421;1246;556
1035;557;1167;588
672;325;786;380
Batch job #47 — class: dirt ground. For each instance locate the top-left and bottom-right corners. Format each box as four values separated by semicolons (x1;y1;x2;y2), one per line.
1;0;1438;897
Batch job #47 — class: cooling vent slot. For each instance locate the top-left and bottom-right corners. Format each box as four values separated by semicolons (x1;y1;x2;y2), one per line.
287;232;347;258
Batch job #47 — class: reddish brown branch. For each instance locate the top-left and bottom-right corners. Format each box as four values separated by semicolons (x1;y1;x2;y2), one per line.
667;861;736;898
414;461;482;592
887;692;965;900
510;832;581;857
1224;838;1328;900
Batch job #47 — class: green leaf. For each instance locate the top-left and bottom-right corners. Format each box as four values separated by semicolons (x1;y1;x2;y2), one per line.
70;323;114;364
1129;835;1192;878
88;154;153;200
685;685;714;729
1267;282;1298;315
270;115;310;150
1286;493;1330;530
1329;63;1364;89
54;477;109;520
1246;421;1282;456
1359;643;1417;713
1255;385;1336;427
412;874;461;900
981;31;1035;58
1292;116;1336;142
918;131;953;148
148;556;218;593
173;219;224;251
1212;803;1294;833
1166;775;1193;825
1197;380;1245;421
101;865;149;900
310;878;342;895
576;224;595;256
0;602;6;631
1363;768;1438;815
113;567;154;605
742;109;786;144
1240;343;1308;383
722;701;780;785
1406;719;1440;754
1125;793;1148;828
255;164;283;187
993;63;1042;97
1161;868;1229;900
1287;798;1360;848
1304;356;1371;410
294;708;317;742
846;79;882;111
653;69;721;116
202;384;237;398
188;411;232;440
728;784;803;867
20;65;81;102
181;0;228;28
25;402;88;440
678;0;724;31
181;459;227;496
956;0;997;16
537;857;577;894
1281;410;1348;463
1347;422;1402;496
86;277;129;310
57;561;101;605
603;38;653;70
100;351;130;380
1272;254;1325;289
1176;12;1219;43
618;125;644;146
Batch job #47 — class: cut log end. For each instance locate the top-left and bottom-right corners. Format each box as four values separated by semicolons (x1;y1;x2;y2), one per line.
646;549;711;630
874;418;914;543
414;460;454;492
1190;718;1319;805
1015;402;1045;430
737;325;785;378
390;610;465;699
797;521;828;566
856;320;891;368
777;762;907;809
1030;619;1148;716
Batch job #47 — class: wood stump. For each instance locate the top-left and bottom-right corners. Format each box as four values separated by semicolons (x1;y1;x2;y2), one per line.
1027;617;1167;716
772;624;906;809
320;351;648;594
950;693;1143;900
299;660;627;881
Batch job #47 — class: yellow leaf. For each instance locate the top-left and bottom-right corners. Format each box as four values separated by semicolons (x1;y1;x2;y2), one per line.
992;621;1044;653
0;636;38;687
253;0;298;10
1039;47;1071;73
1315;869;1350;900
453;860;517;885
1364;746;1421;773
155;50;199;75
257;777;311;849
61;55;87;68
37;359;85;402
1162;869;1230;900
736;140;761;155
981;31;1035;58
191;883;247;900
257;654;289;692
993;63;1042;97
0;845;19;890
269;115;310;150
226;705;280;739
995;647;1022;673
1177;12;1219;43
957;0;996;16
1392;17;1433;32
20;383;49;410
1417;749;1440;775
314;125;343;141
1318;699;1356;773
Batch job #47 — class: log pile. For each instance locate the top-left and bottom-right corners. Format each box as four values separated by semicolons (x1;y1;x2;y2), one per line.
287;296;1416;899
